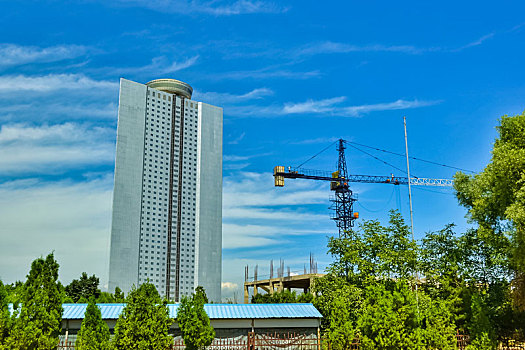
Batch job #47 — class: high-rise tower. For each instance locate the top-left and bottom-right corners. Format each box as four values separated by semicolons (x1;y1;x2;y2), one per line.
109;78;222;302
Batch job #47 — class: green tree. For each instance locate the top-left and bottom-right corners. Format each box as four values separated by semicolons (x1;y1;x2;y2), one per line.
0;280;12;346
3;281;23;304
112;283;173;350
454;111;525;291
96;292;115;304
358;281;423;350
177;287;215;350
5;253;63;350
312;275;361;349
327;210;418;285
114;287;125;302
194;286;208;304
76;298;110;350
65;272;101;303
312;274;362;333
467;292;497;350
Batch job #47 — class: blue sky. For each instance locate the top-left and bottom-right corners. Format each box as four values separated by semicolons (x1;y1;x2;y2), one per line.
0;0;524;301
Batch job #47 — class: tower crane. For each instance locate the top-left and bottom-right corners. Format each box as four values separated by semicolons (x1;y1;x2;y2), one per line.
273;139;453;237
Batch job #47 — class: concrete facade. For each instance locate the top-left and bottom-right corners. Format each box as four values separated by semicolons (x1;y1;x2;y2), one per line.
109;78;222;302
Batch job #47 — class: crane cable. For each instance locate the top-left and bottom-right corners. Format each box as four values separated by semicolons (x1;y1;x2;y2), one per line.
296;140;339;168
344;140;475;174
356;186;396;213
345;142;417;178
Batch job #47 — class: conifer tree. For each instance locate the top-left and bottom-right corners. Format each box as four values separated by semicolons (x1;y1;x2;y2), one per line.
76;298;110;350
114;287;125;302
112;283;173;350
0;280;11;346
177;287;214;350
6;253;63;350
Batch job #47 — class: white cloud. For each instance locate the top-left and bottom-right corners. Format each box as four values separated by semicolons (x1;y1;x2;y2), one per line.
226;97;441;117
223;152;272;162
451;33;495;52
0;123;115;174
0;176;113;286
193;88;273;105
222;172;332;249
211;68;320;80
295;42;426;56
117;55;199;75
289;136;341;145
343;99;441;116
110;0;285;15
0;44;88;68
0;74;118;92
295;34;496;58
227;132;246;145
0;102;117;120
282;97;346;114
221;281;238;291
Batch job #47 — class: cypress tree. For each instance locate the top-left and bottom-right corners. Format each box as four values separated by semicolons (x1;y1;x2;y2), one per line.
177;287;215;350
76;298;110;350
6;253;63;350
112;283;173;350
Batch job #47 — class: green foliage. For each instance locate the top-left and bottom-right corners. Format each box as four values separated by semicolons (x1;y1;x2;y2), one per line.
358;281;422;350
76;298;110;350
318;212;458;349
0;280;12;346
112;283;173;350
114;287;125;302
454;111;525;274
251;289;313;304
312;275;361;349
65;272;101;303
467;292;497;350
177;287;215;350
3;281;23;304
194;286;208;304
327;210;418;285
96;292;116;303
312;274;362;332
5;253;63;350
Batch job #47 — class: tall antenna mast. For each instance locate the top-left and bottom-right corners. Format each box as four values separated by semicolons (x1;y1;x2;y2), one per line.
404;116;420;317
403;117;415;242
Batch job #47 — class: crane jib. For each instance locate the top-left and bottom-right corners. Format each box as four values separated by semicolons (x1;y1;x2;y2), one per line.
273;168;453;187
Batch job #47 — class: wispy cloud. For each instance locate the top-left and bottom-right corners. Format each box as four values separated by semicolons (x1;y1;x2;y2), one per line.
294;33;496;58
0;102;117;121
117;55;199;75
110;0;286;15
289;136;341;145
0;74;118;92
0;44;88;68
226;97;441;117
194;88;273;105
0;176;113;285
282;97;347;114
295;42;427;56
224;152;272;162
450;33;495;52
222;172;331;249
210;67;320;80
0;123;114;175
227;132;246;145
342;99;441;116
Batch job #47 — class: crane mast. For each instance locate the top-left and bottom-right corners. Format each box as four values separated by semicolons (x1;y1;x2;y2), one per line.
331;139;357;235
273;138;453;238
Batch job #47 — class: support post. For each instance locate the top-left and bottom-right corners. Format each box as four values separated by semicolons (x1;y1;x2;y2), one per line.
244;285;249;304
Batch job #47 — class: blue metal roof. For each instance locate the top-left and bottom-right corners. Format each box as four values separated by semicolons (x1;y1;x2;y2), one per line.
60;303;321;320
